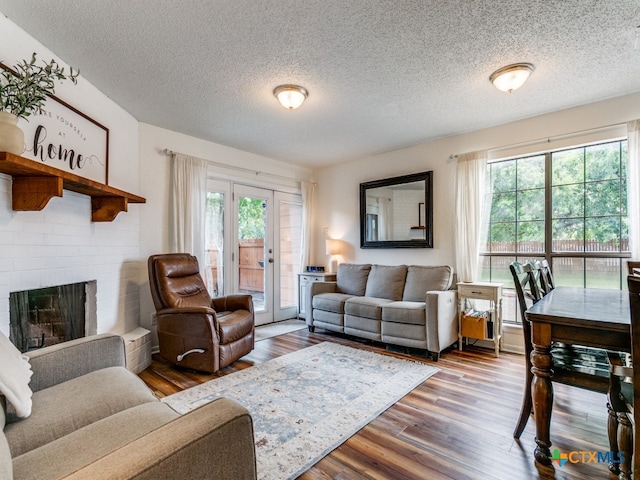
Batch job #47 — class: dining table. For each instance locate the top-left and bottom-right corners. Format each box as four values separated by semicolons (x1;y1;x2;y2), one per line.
525;286;631;466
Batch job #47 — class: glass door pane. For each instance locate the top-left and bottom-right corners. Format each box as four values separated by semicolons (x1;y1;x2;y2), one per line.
275;192;302;320
234;185;273;325
204;180;230;297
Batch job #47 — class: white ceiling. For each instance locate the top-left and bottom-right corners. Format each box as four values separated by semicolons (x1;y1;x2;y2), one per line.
1;1;638;168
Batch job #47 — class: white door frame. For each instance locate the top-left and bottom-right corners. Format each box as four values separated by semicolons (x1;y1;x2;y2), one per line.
206;179;302;326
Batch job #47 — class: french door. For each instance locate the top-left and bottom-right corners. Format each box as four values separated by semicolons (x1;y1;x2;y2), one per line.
205;180;301;326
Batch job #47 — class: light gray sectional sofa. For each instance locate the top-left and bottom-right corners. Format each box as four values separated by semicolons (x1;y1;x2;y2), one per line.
1;333;256;480
306;263;458;360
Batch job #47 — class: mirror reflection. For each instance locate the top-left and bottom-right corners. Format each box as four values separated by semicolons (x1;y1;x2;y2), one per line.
360;171;433;248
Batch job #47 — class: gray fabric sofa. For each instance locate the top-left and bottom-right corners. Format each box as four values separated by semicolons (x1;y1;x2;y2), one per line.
306;263;457;360
1;333;257;480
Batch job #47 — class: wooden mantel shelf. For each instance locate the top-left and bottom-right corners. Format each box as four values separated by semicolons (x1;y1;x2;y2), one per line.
0;152;146;222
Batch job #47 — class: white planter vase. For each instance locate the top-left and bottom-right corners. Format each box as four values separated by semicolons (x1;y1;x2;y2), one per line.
0;111;24;155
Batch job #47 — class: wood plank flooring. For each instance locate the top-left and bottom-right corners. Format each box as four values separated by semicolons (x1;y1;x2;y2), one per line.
139;328;619;480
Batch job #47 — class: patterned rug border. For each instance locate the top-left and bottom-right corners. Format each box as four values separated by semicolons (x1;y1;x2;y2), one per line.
162;342;439;480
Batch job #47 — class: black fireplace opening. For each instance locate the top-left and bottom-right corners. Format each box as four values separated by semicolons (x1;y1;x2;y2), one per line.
9;281;97;353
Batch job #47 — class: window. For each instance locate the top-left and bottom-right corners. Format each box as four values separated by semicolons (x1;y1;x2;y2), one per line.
481;139;629;323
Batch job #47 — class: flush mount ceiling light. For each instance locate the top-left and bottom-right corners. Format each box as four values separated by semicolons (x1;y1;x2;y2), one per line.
489;63;535;93
273;84;308;110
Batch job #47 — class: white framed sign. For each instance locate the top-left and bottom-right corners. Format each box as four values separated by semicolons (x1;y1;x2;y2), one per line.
18;95;110;185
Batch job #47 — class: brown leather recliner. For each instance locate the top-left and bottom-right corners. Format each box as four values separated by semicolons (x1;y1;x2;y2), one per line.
148;253;255;373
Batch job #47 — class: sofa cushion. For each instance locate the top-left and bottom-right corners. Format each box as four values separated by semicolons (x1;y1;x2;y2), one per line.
382;301;426;325
12;402;179;480
312;292;354;314
345;315;382;340
336;263;371;296
402;265;454;302
4;366;158;457
381;322;426;349
312;310;345;330
364;265;407;300
345;297;394;320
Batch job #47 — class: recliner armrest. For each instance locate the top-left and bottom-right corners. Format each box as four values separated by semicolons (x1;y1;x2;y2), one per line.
25;333;126;392
62;397;257;480
212;294;254;313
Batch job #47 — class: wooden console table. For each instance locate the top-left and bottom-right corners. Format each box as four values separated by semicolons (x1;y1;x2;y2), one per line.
0;152;145;222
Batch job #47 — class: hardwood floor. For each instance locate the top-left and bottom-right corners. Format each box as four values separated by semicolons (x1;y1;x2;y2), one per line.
140;328;618;480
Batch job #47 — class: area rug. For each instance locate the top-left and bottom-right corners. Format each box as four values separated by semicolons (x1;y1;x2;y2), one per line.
162;342;438;480
254;319;307;341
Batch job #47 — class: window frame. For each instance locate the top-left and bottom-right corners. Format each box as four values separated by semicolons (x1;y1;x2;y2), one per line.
481;138;630;323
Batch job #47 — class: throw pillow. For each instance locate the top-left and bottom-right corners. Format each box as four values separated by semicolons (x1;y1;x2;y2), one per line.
0;331;33;418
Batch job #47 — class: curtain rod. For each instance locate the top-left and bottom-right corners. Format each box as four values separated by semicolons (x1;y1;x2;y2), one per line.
163;149;313;185
448;121;627;161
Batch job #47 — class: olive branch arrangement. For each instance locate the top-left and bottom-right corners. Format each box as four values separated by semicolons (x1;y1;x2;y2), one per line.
0;52;79;120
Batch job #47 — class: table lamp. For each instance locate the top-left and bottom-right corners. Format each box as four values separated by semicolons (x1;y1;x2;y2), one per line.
325;239;342;273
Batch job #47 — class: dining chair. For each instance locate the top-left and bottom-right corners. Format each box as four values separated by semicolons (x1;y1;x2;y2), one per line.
607;274;640;478
628;274;640;478
509;261;542;439
536;259;555;295
627;260;640;275
509;260;612;440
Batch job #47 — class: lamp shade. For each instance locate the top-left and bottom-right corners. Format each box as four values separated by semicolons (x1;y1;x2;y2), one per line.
325;239;341;256
490;63;534;93
273;84;308;110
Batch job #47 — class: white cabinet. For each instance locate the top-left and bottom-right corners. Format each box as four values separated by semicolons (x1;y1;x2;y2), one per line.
298;273;336;319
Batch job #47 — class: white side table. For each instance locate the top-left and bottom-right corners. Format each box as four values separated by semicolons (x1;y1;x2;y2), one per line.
457;282;503;357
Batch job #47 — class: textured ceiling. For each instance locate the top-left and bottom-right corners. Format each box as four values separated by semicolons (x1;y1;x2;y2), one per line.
0;1;638;168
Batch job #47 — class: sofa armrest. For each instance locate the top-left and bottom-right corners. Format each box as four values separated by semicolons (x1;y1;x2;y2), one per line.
306;281;338;327
62;397;257;480
425;290;458;355
25;333;126;392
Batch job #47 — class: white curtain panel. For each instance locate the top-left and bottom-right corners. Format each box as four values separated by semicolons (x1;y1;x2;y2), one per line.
628;120;640;260
169;153;208;274
379;197;392;241
454;150;488;283
300;181;315;271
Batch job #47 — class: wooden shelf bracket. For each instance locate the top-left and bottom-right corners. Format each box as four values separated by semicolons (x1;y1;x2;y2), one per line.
92;196;128;222
12;175;63;211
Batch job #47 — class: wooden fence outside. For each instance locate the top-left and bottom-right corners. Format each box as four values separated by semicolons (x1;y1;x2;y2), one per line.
486;239;628;254
207;239;265;294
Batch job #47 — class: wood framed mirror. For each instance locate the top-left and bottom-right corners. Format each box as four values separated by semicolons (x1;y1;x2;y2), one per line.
360;171;433;248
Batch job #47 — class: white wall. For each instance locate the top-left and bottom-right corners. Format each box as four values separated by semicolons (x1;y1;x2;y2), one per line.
137;123;314;342
314;92;640;271
0;15;141;336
